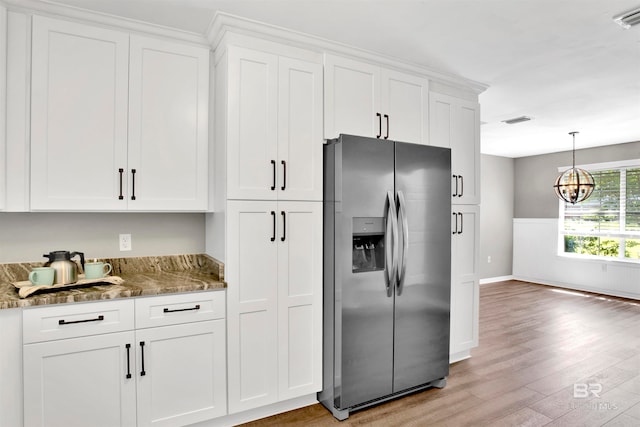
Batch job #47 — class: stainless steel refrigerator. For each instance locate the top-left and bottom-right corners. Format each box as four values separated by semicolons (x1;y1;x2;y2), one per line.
319;134;451;420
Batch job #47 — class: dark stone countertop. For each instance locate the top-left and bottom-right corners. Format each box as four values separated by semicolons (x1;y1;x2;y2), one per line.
0;254;225;309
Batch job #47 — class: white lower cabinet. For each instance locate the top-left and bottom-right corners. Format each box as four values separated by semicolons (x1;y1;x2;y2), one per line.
226;200;322;413
23;292;226;427
450;205;480;360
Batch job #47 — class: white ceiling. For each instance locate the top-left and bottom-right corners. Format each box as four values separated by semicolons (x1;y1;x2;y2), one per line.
42;0;640;158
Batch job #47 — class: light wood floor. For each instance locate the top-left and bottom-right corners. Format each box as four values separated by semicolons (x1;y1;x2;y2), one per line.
242;280;640;426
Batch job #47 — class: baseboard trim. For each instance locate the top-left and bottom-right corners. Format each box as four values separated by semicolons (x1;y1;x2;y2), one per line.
196;394;318;426
512;276;640;301
479;275;514;285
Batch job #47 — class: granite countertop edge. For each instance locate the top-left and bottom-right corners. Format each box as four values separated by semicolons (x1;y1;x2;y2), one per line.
0;254;226;310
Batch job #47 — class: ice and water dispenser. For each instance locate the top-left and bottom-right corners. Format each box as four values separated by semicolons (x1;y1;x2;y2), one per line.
352;217;385;273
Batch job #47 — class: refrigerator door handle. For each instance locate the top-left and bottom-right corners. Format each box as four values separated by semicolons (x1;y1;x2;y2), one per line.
396;191;409;295
385;190;399;297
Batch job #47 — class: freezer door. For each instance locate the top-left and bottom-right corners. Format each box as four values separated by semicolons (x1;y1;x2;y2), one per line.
393;142;451;392
335;135;396;409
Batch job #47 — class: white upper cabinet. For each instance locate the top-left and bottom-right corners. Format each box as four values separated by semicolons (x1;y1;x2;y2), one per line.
224;46;323;201
429;92;481;205
128;35;209;211
30;16;209;211
30;16;129;211
324;54;429;144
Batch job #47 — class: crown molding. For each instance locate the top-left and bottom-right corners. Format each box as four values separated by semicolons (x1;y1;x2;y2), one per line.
207;12;488;95
1;0;209;46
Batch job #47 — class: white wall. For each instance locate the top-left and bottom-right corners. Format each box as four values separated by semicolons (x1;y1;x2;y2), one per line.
513;218;640;299
0;213;206;263
513;140;640;299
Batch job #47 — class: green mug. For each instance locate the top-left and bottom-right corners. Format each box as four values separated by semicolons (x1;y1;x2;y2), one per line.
29;267;55;286
84;262;113;280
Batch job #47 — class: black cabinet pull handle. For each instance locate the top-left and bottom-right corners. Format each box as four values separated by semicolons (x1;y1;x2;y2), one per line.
281;160;286;191
58;315;104;325
452;174;458;197
118;168;124;200
270;211;276;242
125;343;132;379
140;341;146;376
452;212;457;235
163;304;200;313
281;211;286;242
458;212;464;234
459;175;464;197
131;169;137;201
384;114;389;139
376;112;382;138
270;160;276;191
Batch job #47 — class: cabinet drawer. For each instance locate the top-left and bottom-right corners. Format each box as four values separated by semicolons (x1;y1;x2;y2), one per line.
23;300;135;344
135;291;225;329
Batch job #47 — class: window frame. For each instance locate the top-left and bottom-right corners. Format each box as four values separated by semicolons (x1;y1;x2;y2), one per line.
558;158;640;263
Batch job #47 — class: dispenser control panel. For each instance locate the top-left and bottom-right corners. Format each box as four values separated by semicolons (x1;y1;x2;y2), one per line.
352;217;385;273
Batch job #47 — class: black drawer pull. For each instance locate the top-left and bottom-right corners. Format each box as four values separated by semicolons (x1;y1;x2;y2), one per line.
384;114;389;139
125;343;132;379
271;211;276;242
270;160;276;191
59;315;104;325
163;304;200;313
118;168;124;200
131;169;137;201
140;341;146;376
281;160;286;191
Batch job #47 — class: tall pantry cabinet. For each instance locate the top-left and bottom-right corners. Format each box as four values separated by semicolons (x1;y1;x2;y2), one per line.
211;39;323;414
429;91;481;361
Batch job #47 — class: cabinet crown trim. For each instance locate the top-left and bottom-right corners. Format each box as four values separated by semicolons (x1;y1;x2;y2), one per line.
208;12;488;94
3;0;210;46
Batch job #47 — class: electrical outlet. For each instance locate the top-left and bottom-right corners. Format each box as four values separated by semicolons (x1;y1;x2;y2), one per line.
119;234;132;251
487;256;492;263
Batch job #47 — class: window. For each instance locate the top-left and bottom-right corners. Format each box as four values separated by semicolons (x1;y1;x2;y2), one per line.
560;160;640;262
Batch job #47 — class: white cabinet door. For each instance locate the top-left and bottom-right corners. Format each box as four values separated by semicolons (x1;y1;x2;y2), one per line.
23;331;137;427
30;16;129;210
128;35;209;211
277;57;323;201
324;55;429;144
450;205;479;359
277;201;322;400
226;200;322;411
380;69;429;144
225;48;322;202
453;101;481;205
135;320;226;427
226;47;278;201
429;92;480;205
226;201;279;413
324;54;380;139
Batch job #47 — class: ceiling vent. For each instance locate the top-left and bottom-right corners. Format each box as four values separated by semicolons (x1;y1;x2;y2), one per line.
501;116;532;125
613;6;640;29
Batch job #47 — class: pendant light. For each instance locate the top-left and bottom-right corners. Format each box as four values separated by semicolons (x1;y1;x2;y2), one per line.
553;131;595;204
